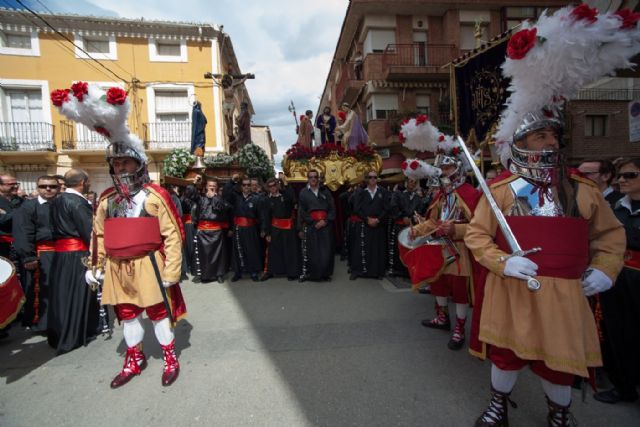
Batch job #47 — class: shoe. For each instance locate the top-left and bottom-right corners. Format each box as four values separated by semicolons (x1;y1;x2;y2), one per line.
110;346;147;389
217;276;225;284
475;386;516;427
251;273;259;282
447;317;466;350
192;276;202;283
259;273;273;282
349;273;358;280
593;388;639;404
231;273;241;282
421;303;450;330
418;286;431;295
160;341;180;387
546;395;576;427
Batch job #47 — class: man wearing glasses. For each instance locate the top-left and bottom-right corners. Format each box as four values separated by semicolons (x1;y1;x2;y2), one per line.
578;159;623;208
224;175;263;281
13;176;59;331
349;171;390;280
298;170;335;281
0;174;23;259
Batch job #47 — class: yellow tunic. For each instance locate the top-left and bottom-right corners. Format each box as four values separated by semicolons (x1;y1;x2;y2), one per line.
94;187;183;308
464;175;625;376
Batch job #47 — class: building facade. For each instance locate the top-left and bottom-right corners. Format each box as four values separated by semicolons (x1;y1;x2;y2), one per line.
0;8;252;195
320;0;639;176
251;125;277;162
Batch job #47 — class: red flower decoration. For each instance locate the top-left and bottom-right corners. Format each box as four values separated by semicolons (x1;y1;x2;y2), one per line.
438;134;445;142
106;87;127;105
507;28;537;60
570;4;598;24
50;89;70;107
415;114;428;125
71;81;88;102
94;126;111;138
399;132;406;143
338;111;346;121
409;160;419;170
402;118;409;125
615;8;640;29
451;147;461;156
401;161;408;170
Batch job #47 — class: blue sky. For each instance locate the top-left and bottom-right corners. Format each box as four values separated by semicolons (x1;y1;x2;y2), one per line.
5;0;348;169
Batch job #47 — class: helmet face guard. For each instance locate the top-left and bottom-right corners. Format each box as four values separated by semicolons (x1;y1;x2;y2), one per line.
107;142;148;198
434;154;465;193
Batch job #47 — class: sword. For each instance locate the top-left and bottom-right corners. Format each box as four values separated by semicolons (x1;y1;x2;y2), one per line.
148;252;175;324
455;136;541;291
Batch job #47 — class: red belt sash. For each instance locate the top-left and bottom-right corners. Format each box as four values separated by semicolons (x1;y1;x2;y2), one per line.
182;214;192;224
36;241;56;252
0;235;14;243
395;219;406;225
272;217;293;230
349;214;362;222
310;210;327;221
624;249;640;270
234;217;257;227
54;238;88;252
197;220;229;231
104;217;162;258
496;216;589;279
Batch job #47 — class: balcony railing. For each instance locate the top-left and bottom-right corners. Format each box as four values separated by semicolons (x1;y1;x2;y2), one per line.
382;43;457;69
61;120;109;150
144;121;191;150
573;88;640;101
0;122;55;151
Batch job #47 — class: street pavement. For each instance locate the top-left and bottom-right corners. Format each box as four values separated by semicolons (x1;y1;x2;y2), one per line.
1;258;639;426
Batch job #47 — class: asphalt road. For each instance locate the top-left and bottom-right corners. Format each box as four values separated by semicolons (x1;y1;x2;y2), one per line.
1;259;639;426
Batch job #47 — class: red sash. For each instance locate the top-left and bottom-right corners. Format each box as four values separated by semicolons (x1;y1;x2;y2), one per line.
624;249;640;270
104;217;162;258
272;217;293;230
182;214;192;224
311;210;328;221
54;238;88;252
0;235;14;243
197;220;229;231
496;216;589;279
395;219;406;225
36;241;56;252
349;214;362;222
234;217;257;227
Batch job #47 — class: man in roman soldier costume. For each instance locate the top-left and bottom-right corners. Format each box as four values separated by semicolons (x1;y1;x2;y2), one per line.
298;169;335;282
349;170;390;280
194;178;231;283
409;140;480;351
259;176;300;281
13;175;59;331
52;82;187;387
465;5;635;425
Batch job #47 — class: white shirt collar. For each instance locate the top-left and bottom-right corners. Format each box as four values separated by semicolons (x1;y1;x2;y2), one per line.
37;195;48;204
65;188;87;201
366;186;378;197
307;185;319;196
602;186;614;198
616;195;640;215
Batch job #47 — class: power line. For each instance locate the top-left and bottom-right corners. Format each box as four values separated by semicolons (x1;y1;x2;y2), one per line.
14;0;129;83
31;0;135;80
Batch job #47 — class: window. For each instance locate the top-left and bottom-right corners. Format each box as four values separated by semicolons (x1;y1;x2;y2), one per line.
155;90;190;121
0;80;53;151
75;35;117;60
146;86;193;148
460;23;485;51
363;29;395;54
148;38;188;62
0;30;40;56
371;93;398;120
502;7;558;31
416;95;431;115
585;115;607;137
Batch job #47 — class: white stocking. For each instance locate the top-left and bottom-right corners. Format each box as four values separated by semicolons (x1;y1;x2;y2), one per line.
435;296;448;307
541;379;571;406
455;303;468;319
153;317;175;346
491;363;519;393
122;315;144;347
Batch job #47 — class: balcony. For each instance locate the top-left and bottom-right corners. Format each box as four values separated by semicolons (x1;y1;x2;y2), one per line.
382;43;457;81
61;120;109;150
573;88;640;101
335;61;365;106
0;122;55;151
144;121;191;150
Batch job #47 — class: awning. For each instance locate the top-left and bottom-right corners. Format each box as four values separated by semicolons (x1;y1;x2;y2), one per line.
371;80;447;89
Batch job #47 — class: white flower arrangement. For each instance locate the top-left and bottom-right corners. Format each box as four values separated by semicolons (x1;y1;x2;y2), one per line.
163;148;194;178
203;153;235;167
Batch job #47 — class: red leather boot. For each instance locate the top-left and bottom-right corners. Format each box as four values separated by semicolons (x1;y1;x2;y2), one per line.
160;340;180;386
110;345;147;389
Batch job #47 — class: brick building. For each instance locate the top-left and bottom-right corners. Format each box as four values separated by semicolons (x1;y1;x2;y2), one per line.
319;0;640;176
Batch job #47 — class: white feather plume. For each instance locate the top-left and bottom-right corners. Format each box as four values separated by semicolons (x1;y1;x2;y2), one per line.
401;158;441;181
399;116;442;152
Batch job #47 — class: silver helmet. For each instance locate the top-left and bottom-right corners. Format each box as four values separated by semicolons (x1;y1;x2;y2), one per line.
509;109;563;185
107;141;149;197
434;153;465;193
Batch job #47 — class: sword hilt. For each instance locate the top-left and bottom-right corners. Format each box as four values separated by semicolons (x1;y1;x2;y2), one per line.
499;247;543;292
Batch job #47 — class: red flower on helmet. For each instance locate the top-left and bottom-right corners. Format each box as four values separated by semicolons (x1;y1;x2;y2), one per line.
94;126;111;138
106;87;127;105
507;28;538;60
451;147;461;156
409;160;419;170
415;114;428;125
71;81;88;102
50;89;70;107
401;161;408;170
438;134;445;142
570;4;598;24
615;8;640;29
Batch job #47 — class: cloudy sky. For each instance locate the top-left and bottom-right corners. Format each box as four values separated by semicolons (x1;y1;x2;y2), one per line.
9;0;349;169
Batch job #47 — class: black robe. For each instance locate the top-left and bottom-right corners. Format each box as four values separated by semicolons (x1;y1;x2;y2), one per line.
386;190;407;277
12;198;54;329
224;182;263;276
298;186;335;280
350;187;390;278
47;192;98;355
194;194;231;281
181;198;197;275
338;189;353;260
0;196;23;259
262;186;300;278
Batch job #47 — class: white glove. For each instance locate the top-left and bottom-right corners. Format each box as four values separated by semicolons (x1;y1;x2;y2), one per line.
85;269;103;287
162;280;176;288
581;268;612;296
503;256;539;281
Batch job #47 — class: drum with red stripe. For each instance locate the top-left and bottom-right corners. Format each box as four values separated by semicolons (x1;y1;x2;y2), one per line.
0;256;25;328
397;228;458;288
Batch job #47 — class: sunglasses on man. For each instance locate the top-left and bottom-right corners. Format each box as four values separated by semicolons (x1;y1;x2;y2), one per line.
38;184;59;190
617;172;640;180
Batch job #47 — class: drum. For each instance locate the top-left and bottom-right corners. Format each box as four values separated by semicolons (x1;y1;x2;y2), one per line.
0;256;24;328
398;228;459;287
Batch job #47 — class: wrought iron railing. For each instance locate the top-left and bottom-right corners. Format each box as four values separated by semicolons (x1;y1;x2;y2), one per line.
144;121;191;150
60;120;109;150
0;122;55;151
573;88;640;101
382;43;457;68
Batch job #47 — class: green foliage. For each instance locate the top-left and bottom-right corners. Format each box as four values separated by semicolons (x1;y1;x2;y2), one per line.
162;148;194;178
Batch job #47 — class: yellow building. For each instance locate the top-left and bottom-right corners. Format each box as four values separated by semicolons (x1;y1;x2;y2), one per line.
0;8;252;195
